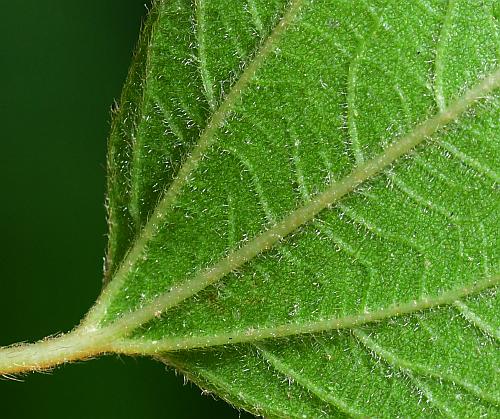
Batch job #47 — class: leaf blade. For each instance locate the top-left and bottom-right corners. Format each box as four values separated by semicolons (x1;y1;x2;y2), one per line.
99;0;500;416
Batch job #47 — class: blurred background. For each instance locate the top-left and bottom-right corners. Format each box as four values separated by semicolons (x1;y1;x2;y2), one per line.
0;1;251;417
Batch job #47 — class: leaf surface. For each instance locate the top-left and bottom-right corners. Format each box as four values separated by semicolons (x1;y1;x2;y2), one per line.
97;0;500;416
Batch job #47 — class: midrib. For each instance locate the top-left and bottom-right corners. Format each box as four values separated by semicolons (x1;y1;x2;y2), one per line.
94;66;500;339
86;64;500;340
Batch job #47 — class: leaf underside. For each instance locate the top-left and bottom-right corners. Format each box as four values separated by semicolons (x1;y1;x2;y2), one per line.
102;0;500;417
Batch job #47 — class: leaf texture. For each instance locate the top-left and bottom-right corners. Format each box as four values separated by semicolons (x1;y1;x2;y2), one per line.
99;0;500;416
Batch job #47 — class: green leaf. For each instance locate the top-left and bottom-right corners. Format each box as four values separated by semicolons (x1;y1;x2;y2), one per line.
93;0;500;416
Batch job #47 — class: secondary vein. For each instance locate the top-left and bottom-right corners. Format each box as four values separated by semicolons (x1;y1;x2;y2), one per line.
434;0;456;111
82;0;306;327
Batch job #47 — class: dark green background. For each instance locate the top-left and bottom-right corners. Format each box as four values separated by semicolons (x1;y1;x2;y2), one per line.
0;1;250;417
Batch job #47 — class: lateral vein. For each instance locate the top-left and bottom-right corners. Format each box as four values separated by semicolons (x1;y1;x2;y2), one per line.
83;0;306;327
109;275;498;353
